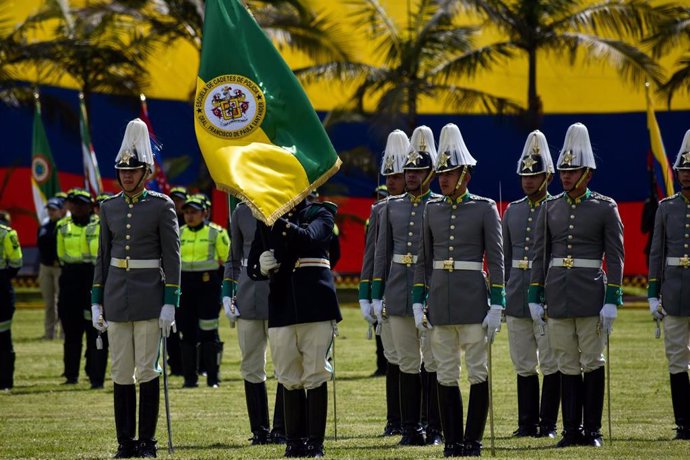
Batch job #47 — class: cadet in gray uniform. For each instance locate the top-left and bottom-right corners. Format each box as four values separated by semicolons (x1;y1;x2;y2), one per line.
503;130;560;438
528;122;624;449
222;201;285;445
91;118;181;459
358;129;409;436
413;123;504;457
371;126;442;446
648;128;690;440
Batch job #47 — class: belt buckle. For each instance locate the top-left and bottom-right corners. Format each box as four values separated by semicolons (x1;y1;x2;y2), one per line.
443;258;454;272
562;256;574;269
518;260;529;270
401;253;414;266
680;256;690;269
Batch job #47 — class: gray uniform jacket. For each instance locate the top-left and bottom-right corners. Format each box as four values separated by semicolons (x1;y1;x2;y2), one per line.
92;190;181;322
224;202;269;320
359;199;387;301
648;193;690;316
372;191;440;316
413;193;504;325
503;196;547;318
530;190;624;318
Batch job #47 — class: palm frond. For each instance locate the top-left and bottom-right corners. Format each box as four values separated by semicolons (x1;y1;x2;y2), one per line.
427;41;516;81
660;54;690;107
345;0;402;61
435;82;523;115
644;8;690;58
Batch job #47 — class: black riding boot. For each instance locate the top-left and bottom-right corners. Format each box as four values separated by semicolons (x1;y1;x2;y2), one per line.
539;371;561;438
63;340;81;384
283;387;307;457
201;340;222;387
271;383;287;444
583;367;605;447
138;377;160;458
399;371;425;445
0;350;15;390
425;372;443;445
670;372;690;440
556;373;584;448
383;363;402;436
437;383;464;457
180;341;198;388
306;382;328;457
374;331;387;376
464;381;489;457
245;380;271;444
513;375;539;437
113;383;137;458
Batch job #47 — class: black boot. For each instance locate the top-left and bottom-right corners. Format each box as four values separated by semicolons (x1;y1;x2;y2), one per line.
464;381;488;457
437;383;464;457
166;330;183;376
306;383;328;458
89;335;108;389
583;367;605;447
399;371;425;446
383;363;402;436
425;372;444;445
180;341;198;388
283;387;307;457
420;366;429;429
670;372;690;440
63;340;81;384
374;332;387;376
113;383;137;458
513;375;539;437
271;383;287;444
138;377;160;458
202;340;222;387
245;380;271;444
556;373;584;448
539;372;561;438
0;350;15;390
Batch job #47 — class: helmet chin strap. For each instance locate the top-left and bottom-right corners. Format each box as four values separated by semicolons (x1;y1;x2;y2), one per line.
422;168;435;189
117;167;150;194
538;173;551;193
453;167;467;194
566;168;589;193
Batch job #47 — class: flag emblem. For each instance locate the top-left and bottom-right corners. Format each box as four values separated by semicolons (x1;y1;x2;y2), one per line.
31;155;51;184
195;74;266;139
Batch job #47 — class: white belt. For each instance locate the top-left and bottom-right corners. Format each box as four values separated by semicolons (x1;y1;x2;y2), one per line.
294;258;331;269
432;260;483;271
550;257;601;269
512;259;532;270
667;256;690;268
110;258;161;270
392;253;418;265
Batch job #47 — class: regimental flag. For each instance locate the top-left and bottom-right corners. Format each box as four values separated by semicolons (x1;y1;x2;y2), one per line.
31;93;61;223
194;0;341;225
645;83;674;198
140;94;171;195
79;92;103;195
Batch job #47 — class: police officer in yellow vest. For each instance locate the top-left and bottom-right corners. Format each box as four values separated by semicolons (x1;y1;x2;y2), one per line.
179;195;229;388
0;210;22;391
57;188;103;387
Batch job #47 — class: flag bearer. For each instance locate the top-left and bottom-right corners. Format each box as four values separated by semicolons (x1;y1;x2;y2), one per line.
0;211;22;391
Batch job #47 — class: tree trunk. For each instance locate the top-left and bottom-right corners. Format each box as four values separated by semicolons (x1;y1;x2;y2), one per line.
526;46;541;131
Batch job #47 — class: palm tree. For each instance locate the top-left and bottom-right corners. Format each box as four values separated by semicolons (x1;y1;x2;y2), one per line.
453;0;674;129
296;0;522;137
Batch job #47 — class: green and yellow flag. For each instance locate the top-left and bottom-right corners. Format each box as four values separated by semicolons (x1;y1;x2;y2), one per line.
194;0;341;224
31;93;61;223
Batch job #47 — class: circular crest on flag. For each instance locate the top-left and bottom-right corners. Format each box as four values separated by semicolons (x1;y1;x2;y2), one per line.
32;155;51;184
195;74;266;139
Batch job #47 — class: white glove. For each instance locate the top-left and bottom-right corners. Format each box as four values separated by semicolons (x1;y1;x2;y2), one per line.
648;298;666;320
159;304;176;338
412;303;432;331
259;250;280;276
482;305;503;342
372;299;384;322
528;302;545;327
599;303;617;335
359;300;375;324
223;296;240;321
91;304;108;332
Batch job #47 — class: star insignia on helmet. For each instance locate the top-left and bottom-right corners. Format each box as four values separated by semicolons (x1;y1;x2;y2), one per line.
522;155;537;172
438;151;450;168
561;150;575;166
406;150;422;166
682;150;690;165
383;155;395;171
120;149;134;165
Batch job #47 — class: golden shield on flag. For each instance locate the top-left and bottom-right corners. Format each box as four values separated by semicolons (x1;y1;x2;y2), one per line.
195;74;266;140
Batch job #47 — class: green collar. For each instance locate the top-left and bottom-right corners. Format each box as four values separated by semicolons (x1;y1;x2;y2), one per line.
123;189;148;204
564;188;590;205
408;189;432;204
445;189;470;204
528;193;550;208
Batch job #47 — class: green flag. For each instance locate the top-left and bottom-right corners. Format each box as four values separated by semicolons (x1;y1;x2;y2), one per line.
194;0;341;225
31;94;61;223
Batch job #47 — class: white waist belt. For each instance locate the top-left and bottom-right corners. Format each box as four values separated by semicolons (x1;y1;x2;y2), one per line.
294;258;331;269
512;259;532;270
550;257;601;269
667;256;690;268
432;260;483;271
110;258;161;269
392;253;418;265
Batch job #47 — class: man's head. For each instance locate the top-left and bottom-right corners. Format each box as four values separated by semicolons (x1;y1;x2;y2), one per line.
380;130;411;195
66;188;94;219
46;197;64;222
115;118;154;195
384;174;405;196
435;123;476;197
673;129;690;190
405;125;437;195
182;196;206;227
517;130;554;199
556;123;596;194
169;186;188;215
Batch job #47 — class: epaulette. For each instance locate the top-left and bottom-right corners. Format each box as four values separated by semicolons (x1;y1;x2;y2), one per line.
428;195;445;204
547;192;564;201
510;196;528;205
148;190;172;201
209;221;225;231
101;192;120;203
388;193;406;202
659;193;680;204
590;191;616;204
469;193;495;204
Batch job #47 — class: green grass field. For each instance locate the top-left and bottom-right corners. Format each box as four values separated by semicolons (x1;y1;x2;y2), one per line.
1;305;688;459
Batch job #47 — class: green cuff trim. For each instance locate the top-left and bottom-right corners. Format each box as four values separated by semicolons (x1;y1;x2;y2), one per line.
222;279;237;298
164;285;181;307
358;281;371;301
606;284;623;305
527;284;544;304
647;279;659;299
371;279;383;300
91;285;103;304
490;285;506;307
412;284;426;304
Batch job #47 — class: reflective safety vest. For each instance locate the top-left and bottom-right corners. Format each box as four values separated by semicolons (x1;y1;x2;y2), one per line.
180;222;230;272
56;215;100;264
0;224;23;270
